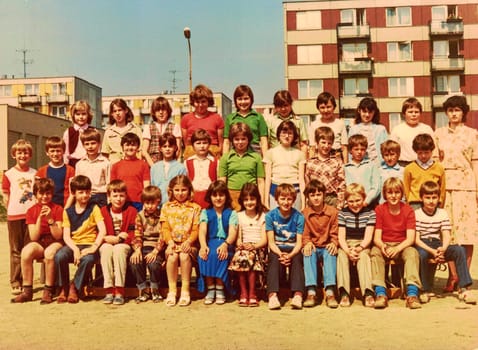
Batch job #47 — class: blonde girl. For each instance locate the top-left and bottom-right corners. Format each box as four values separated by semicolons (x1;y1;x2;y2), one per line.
160;175;201;306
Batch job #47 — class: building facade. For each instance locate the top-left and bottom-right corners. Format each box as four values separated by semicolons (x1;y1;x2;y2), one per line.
101;92;233;128
283;1;478;131
0;76;102;128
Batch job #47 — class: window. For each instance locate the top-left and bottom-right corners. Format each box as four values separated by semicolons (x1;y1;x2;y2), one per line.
52;83;66;96
298;80;323;99
388;77;414;97
342;43;368;61
25;84;39;95
434;75;460;93
296;11;321;30
431;6;447;21
0;85;12;97
387;42;412;61
389;112;403;131
344;78;368;95
435;111;447;129
433;41;448;58
297;45;322;64
386;7;411;26
340;9;366;25
52;105;67;117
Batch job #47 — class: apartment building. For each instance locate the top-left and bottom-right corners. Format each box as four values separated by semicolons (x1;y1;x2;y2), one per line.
0;76;102;128
283;1;478;131
102;92;233;128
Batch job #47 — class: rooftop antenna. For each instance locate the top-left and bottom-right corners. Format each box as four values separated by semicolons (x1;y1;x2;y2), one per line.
169;69;181;94
16;48;33;78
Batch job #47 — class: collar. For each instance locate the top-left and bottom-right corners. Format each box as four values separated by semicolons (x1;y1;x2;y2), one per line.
169;199;196;208
74;124;89;131
416;158;434;170
231;110;259;119
144;208;161;219
381;163;401;171
227;148;254;158
187;154;215;162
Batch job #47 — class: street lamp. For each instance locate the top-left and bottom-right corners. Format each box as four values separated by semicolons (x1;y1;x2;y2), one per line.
183;27;192;94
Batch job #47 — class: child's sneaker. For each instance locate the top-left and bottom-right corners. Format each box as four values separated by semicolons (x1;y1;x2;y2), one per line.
303;294;317;307
151;289;162;303
419;292;430;304
103;293;114;304
204;288;215;305
405;296;422;309
135;289;150;303
458;289;477;305
215;288;226;305
290;294;303;309
268;294;281;310
113;294;125;305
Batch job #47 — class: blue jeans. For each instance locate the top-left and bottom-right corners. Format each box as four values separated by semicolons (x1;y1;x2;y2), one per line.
129;246;165;290
303;247;337;289
417;239;472;291
55;245;99;290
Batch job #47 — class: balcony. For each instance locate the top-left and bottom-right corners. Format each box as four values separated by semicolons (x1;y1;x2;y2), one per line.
339;58;372;74
431;56;464;71
337;23;370;40
340;94;371;110
429;19;464;37
18;94;41;104
432;92;463;108
46;94;69;104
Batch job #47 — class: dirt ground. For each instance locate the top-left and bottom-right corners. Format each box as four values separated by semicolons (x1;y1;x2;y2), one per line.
0;221;477;350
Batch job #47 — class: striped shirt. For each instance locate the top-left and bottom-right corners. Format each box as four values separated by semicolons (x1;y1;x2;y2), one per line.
414;207;451;241
338;207;376;240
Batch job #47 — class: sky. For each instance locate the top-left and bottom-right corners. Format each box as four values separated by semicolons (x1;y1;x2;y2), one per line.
0;0;286;104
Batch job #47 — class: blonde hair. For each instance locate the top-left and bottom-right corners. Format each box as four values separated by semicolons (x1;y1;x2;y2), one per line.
382;177;404;200
344;183;366;201
11;139;33;157
69;100;93;124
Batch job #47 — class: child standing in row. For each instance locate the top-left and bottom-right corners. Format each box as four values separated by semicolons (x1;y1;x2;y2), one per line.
198;181;238;305
142;96;182;166
62;100;95;168
160;175;201;307
414;181;475;304
36;136;75;206
302;180;339;308
111;133;150;211
337;183;375;307
219;122;265;210
229;183;268;307
130;186;164;303
403;134;445;209
378;140;404;203
370;177;422;309
75;128;111;207
151;133;187;206
181;84;224;159
264;121;305;210
185;129;218;209
99;180;137;305
2;139;36;295
266;90;308;154
11;178;63;304
349;97;388;165
102;98;143;164
55;175;106;303
266;184;305;310
223;85;268;155
308;92;348;162
304;126;346;209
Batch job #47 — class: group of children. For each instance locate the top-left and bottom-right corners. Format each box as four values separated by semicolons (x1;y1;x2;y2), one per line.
2;83;476;310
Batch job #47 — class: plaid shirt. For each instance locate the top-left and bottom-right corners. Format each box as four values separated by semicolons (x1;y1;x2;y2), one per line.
305;156;346;209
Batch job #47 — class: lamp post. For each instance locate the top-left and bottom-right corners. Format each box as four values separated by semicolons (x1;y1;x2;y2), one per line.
183;27;192;94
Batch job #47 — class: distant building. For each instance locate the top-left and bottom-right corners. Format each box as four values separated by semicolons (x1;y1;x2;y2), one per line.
283;1;478;131
102;92;233;128
0;76;102;128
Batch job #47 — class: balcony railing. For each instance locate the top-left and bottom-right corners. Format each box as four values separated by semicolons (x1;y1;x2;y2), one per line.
18;95;41;104
337;24;370;39
431;56;464;71
46;94;69;103
429;19;464;36
432;92;463;108
339;59;372;74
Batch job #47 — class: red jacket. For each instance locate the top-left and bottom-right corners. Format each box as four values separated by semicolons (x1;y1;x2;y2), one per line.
100;203;138;245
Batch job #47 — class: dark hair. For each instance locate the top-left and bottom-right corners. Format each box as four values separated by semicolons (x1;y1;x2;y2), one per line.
412;133;435;152
108;98;134;125
314;126;335;143
273;90;293;108
190;84;214;106
141;185;162;202
107;179;127;195
205;180;232;209
303;179;326;198
233;85;254;109
45;136;66;152
443;95;470;121
419;180;440;198
70;175;92;193
355;97;380;124
347;134;368;151
380;140;401;156
316;91;336;109
158;132;179;160
80;128;101;144
33;178;55;196
121;132;141;147
401;97;422;114
150;97;173;121
276;120;299;147
229;122;253;144
238;183;266;216
191;128;211;145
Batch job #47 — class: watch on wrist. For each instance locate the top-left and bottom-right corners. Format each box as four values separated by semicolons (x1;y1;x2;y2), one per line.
47;218;55;226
